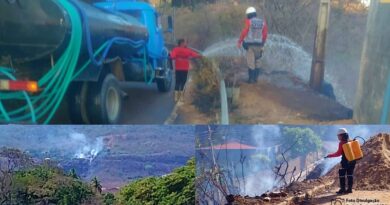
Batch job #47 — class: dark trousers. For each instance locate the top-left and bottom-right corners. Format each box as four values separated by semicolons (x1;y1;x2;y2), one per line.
175;70;188;91
339;163;356;190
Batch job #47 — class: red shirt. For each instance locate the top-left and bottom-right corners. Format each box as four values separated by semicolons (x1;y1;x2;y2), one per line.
327;141;347;158
170;47;200;71
238;18;268;45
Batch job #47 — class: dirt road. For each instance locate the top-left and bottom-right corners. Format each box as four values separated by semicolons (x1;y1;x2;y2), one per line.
311;190;390;205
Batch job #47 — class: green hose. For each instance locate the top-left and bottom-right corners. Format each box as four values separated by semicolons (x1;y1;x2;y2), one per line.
0;0;155;124
0;0;82;124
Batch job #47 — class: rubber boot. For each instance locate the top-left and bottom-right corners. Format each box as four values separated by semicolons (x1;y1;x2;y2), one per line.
250;69;257;84
346;176;353;193
337;171;346;194
254;68;261;82
247;69;253;83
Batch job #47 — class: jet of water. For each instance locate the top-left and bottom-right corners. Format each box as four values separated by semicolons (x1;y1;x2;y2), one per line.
203;34;350;107
203;35;311;81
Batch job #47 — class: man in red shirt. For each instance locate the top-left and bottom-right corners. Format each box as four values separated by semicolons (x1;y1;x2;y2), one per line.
325;128;357;194
237;7;268;84
170;39;202;102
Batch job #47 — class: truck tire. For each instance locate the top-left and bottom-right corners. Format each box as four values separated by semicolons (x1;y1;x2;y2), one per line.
156;58;173;92
67;82;89;124
87;74;122;124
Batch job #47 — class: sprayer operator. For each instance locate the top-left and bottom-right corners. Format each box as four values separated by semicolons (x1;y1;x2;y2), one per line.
325;128;357;194
170;39;202;102
237;6;268;84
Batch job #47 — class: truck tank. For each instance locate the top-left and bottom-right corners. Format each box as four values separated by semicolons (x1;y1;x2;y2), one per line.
0;0;148;78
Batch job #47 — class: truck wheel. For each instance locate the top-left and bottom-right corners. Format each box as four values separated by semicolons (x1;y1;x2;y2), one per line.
87;74;122;124
156;59;173;92
67;82;89;124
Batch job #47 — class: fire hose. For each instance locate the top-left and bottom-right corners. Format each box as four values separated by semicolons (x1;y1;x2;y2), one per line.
0;0;152;124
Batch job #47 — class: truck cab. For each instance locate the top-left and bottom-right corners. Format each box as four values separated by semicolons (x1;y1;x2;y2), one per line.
94;1;167;63
84;0;173;123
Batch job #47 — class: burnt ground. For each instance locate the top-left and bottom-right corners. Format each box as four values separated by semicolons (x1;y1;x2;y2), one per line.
225;133;390;205
230;75;354;124
0;125;195;192
175;60;354;124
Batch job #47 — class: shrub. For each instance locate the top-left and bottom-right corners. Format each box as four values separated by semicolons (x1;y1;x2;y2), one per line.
191;58;220;114
12;166;94;205
174;3;245;49
118;158;195;205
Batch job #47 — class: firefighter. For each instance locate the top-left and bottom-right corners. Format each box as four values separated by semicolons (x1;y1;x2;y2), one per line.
325;128;357;194
170;39;202;102
237;6;268;84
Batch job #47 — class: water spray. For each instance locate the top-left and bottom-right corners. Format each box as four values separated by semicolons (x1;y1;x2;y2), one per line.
203;35;351;108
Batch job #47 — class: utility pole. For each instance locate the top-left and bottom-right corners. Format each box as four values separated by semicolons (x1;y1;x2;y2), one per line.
310;0;330;91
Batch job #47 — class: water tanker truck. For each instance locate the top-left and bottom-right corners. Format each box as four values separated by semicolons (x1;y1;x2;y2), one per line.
0;0;173;124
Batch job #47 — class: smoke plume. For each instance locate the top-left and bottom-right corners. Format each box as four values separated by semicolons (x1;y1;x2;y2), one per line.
70;133;104;162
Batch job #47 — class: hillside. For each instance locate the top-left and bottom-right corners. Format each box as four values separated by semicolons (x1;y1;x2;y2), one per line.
0;125;195;191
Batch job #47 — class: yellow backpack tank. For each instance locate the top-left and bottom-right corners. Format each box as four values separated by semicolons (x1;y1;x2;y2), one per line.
342;139;364;161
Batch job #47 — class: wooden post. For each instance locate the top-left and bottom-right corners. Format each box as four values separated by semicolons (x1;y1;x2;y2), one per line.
310;0;330;91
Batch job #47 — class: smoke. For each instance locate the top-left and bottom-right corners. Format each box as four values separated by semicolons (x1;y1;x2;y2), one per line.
70;133;104;162
344;126;371;141
320;157;339;176
244;171;276;196
324;125;383;141
251;125;281;147
319;138;341;177
234;125;281;196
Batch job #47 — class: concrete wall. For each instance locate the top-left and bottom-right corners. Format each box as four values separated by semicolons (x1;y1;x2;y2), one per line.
354;0;390;123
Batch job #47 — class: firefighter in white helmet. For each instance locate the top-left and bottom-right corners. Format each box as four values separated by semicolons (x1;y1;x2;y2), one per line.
325;128;357;194
237;7;268;83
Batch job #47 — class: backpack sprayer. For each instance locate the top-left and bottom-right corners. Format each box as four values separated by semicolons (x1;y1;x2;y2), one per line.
342;136;365;162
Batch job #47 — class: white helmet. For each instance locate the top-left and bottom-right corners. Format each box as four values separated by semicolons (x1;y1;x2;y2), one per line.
337;128;348;135
246;7;256;15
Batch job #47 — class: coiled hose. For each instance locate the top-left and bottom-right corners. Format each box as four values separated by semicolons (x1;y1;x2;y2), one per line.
0;0;151;124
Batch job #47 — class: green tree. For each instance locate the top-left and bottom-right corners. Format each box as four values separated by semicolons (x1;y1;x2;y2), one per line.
0;148;33;205
12;166;94;205
91;177;102;194
68;168;79;179
0;148;99;205
103;192;116;205
118;158;195;205
280;127;322;159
